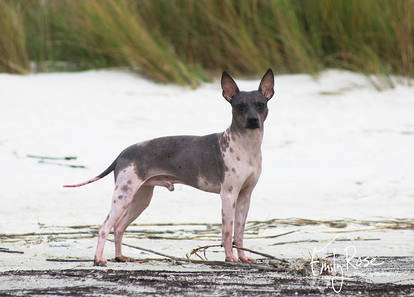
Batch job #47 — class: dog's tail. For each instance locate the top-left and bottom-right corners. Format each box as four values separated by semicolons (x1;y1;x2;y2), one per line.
62;159;116;188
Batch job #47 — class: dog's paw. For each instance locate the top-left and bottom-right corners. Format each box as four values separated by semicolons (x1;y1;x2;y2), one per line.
239;256;256;264
93;258;107;267
114;256;136;262
225;255;240;263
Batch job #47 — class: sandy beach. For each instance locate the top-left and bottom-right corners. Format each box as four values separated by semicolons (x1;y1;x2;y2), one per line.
0;70;413;295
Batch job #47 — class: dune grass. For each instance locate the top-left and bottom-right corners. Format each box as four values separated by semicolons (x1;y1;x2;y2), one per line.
0;1;30;73
0;0;413;86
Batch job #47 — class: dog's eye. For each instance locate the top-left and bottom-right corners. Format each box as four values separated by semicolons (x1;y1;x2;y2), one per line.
235;104;247;113
255;102;265;112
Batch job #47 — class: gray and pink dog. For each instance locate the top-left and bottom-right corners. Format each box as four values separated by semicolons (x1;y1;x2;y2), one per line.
64;69;275;266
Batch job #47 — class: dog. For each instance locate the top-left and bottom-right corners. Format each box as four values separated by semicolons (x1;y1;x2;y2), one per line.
64;69;275;266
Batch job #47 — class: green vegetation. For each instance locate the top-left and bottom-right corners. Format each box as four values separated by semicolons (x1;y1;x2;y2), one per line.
0;0;413;86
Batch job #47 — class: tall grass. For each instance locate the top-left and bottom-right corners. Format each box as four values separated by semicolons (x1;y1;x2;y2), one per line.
0;1;30;73
0;0;413;86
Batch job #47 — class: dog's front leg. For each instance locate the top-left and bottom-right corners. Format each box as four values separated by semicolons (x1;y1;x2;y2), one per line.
234;186;256;263
220;190;238;262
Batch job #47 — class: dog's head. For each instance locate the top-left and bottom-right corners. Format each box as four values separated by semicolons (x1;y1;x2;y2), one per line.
221;69;274;132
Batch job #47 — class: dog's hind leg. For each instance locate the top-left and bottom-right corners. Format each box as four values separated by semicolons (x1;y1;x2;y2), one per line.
94;165;143;266
113;185;154;262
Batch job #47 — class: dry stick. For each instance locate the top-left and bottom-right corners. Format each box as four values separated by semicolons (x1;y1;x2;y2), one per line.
47;224;100;230
27;154;77;161
0;231;97;239
46;258;92;262
128;234;219;241
46;257;171;263
107;239;184;261
272;239;319;246
193;251;206;261
0;247;24;254
256;229;298;239
322;227;388;233
38;160;86;169
112;240;279;270
107;258;173;263
187;244;287;264
131;222;222;227
233;245;288;263
187;244;222;261
271;237;381;246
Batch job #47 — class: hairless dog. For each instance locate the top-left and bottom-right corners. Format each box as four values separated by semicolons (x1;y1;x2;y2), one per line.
64;69;275;266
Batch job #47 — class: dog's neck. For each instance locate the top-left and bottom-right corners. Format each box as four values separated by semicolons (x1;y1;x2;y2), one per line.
223;126;264;154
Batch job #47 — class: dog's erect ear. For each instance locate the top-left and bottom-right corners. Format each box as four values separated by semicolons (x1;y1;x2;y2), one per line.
258;68;274;100
221;71;239;102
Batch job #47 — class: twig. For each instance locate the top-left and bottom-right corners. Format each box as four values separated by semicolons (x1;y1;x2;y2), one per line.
46;257;175;263
0;231;97;239
38;160;86;168
187;244;222;261
322;227;387;233
130;222;221;227
193;251;206;261
272;237;381;246
115;241;279;270
187;244;288;264
0;247;24;254
126;234;220;240
233;245;288;263
27;154;77;161
272;239;319;246
48;224;100;230
107;239;184;261
247;229;297;239
46;258;92;262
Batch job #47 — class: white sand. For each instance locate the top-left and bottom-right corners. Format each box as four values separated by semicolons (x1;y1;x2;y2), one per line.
0;70;413;271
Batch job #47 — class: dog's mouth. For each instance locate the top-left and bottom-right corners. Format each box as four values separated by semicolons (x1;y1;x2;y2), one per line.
245;123;260;129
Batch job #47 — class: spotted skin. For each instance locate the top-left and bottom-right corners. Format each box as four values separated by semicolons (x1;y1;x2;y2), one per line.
64;69;275;266
113;185;154;260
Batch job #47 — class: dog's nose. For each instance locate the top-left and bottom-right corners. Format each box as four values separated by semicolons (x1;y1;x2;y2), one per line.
246;117;259;128
248;118;258;125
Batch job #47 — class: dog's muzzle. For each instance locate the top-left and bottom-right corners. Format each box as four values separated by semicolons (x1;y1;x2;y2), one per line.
246;118;260;129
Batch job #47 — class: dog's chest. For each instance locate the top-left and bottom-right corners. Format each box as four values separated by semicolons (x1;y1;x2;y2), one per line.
220;132;262;186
